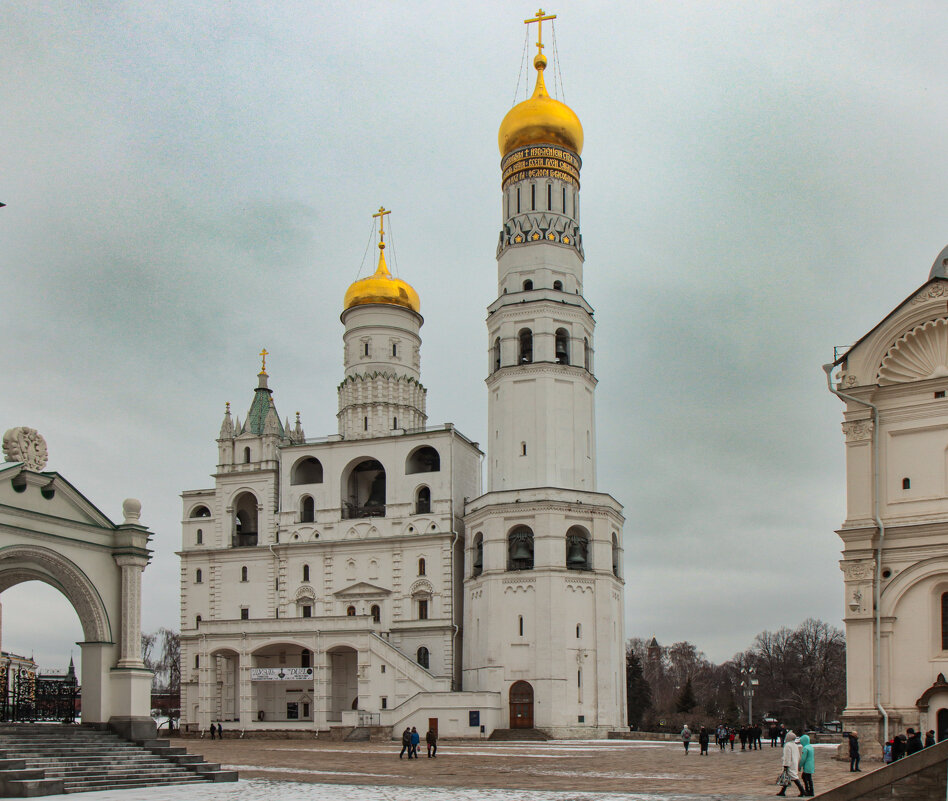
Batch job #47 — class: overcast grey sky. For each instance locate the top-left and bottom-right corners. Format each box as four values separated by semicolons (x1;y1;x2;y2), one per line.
3;1;947;670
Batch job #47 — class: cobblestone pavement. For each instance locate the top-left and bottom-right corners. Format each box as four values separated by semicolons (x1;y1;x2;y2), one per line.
181;737;876;799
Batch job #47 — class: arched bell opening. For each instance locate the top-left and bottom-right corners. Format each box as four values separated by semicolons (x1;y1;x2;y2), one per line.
507;526;534;571
342;459;386;519
566;525;591;571
232;492;259;547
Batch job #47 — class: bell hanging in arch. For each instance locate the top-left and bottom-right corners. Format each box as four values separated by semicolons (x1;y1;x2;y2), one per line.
567;537;587;568
510;538;533;562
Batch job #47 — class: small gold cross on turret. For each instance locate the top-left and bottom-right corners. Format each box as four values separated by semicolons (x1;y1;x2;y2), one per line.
259;348;269;374
525;8;556;56
372;206;391;248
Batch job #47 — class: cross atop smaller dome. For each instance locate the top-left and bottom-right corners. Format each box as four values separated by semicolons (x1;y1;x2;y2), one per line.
343;207;420;313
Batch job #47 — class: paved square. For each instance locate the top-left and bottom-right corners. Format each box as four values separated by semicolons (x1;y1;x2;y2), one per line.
183;737;872;798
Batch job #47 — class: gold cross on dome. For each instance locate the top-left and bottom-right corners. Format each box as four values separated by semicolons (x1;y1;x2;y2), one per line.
259;348;269;374
372;206;391;246
525;8;556;56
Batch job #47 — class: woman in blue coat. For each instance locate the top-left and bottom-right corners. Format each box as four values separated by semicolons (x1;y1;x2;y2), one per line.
798;734;815;797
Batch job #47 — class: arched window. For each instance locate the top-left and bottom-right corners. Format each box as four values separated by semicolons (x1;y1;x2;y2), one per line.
584;338;591;371
903;477;911;490
195;569;202;583
418;558;426;576
302;564;310;582
494;337;501;372
300;495;315;523
406;446;440;474
566;526;591;571
576;623;581;638
243;447;251;464
523;279;533;291
518;329;533;364
196;615;202;627
233;492;258;547
240;565;248;582
371;604;381;623
417;598;429;619
415;486;431;514
417;646;430;669
942;593;948;650
190;505;211;518
343;458;386;519
553;280;563;291
612;532;620;578
507;526;534;571
555;328;570;365
472;533;484;578
518;615;524;636
196;528;203;545
347;605;356;616
291;457;324;485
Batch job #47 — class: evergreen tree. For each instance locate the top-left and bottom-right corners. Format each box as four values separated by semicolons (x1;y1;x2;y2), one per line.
675;676;697;713
626;648;652;727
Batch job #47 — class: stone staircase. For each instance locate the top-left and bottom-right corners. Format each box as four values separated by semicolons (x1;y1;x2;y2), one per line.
0;724;237;796
489;727;552;741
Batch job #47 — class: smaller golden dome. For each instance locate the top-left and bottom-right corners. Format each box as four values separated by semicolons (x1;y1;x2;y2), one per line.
499;53;583;157
344;245;420;314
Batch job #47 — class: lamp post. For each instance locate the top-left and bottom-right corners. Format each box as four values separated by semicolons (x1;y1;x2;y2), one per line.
741;668;759;725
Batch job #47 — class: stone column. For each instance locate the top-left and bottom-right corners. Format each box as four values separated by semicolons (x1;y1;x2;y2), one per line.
114;554;148;668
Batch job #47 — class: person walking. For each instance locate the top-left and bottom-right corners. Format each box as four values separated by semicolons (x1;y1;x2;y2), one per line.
925;729;936;748
844;731;860;772
798;733;815;797
409;726;420;759
681;724;692;754
399;727;411;759
217;722;223;740
891;733;906;761
739;725;748;750
755;723;764;750
906;728;923;755
717;723;727;751
776;730;805;797
698;726;710;756
208;723;216;740
770;724;779;747
426;727;438;758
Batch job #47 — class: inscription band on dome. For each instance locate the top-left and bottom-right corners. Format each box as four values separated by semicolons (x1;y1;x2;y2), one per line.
501;145;581;190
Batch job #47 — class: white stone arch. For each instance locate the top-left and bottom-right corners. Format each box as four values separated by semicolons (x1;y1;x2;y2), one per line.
0;544;111;643
881;555;948;611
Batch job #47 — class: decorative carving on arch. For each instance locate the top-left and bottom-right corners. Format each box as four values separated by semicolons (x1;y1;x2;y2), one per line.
0;545;111;642
409;579;434;597
878;318;948;385
911;284;948;305
294;584;317;601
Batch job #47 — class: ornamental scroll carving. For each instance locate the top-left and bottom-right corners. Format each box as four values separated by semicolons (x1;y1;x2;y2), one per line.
2;427;48;471
842;420;874;442
911;283;948;304
840;560;874;581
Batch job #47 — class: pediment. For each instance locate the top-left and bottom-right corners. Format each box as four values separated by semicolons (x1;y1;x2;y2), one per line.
333;581;391;598
0;467;115;530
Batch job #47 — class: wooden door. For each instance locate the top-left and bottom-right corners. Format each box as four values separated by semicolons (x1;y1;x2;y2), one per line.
509;681;534;729
428;717;438;736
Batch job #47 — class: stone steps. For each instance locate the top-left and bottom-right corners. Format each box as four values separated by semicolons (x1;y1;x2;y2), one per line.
0;724;237;795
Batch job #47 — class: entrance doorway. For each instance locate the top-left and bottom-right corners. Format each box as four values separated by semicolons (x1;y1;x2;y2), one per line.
509;680;534;729
938;708;948;741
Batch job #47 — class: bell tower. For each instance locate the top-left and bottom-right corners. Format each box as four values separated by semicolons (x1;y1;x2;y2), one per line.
462;10;627;738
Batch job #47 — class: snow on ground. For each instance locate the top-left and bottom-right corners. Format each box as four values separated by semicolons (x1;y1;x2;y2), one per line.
35;778;774;801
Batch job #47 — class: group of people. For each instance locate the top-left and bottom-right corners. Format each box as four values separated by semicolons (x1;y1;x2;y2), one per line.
881;727;936;763
399;726;438;759
207;722;224;739
777;730;815;797
680;722;784;755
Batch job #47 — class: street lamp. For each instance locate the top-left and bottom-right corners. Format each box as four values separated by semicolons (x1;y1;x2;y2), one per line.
741;667;759;725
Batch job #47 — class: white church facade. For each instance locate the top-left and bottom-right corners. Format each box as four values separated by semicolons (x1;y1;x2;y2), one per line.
829;247;948;747
179;13;626;739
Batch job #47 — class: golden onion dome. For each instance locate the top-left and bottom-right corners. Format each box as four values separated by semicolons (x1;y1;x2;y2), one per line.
498;53;583;157
343;245;420;314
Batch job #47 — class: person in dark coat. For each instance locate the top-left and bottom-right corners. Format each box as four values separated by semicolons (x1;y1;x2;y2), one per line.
698;726;710;755
845;731;860;772
399;727;411;758
217;722;223;739
779;724;787;746
425;728;438;758
906;728;923;755
891;734;905;761
925;730;936;748
739;725;747;750
208;723;216;740
770;724;779;747
755;724;763;750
